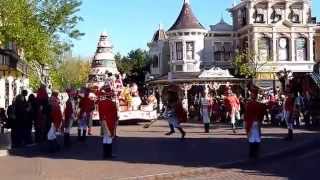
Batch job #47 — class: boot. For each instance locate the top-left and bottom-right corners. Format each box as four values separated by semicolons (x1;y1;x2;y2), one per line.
177;127;186;139
64;133;71;148
284;129;293;141
249;143;254;159
82;129;87;142
77;129;81;141
204;123;210;133
165;124;175;136
254;143;260;159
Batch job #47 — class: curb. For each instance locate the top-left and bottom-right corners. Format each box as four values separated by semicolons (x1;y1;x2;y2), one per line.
0;149;9;157
118;139;320;180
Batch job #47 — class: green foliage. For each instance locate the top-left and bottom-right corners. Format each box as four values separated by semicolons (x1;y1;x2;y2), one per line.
50;57;90;91
115;49;151;86
0;0;84;89
233;51;268;79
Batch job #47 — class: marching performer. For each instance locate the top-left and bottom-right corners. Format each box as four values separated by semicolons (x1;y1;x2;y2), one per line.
64;88;77;147
98;85;118;159
283;91;294;141
200;86;212;133
163;85;187;139
48;91;63;153
224;87;240;133
78;88;94;142
244;88;266;159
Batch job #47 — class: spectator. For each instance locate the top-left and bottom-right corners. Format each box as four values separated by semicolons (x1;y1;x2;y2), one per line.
0;108;7;134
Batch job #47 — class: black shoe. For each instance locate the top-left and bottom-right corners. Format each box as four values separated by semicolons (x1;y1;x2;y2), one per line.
204;123;210;133
82;130;87;142
64;133;71;148
165;131;175;136
177;127;186;139
77;129;81;141
103;144;116;159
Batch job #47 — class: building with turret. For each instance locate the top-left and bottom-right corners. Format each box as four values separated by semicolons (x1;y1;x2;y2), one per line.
148;0;319;89
87;32;119;89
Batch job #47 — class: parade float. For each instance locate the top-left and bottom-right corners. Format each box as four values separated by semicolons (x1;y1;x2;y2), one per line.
87;32;158;122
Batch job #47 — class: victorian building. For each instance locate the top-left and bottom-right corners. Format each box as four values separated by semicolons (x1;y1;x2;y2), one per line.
0;42;29;109
148;0;319;90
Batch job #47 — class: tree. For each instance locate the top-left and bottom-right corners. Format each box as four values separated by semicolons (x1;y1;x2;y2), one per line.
0;0;84;85
115;49;150;87
233;51;268;79
50;57;90;91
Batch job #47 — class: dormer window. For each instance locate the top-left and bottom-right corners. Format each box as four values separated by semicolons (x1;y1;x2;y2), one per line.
290;8;302;23
272;8;283;23
254;8;266;23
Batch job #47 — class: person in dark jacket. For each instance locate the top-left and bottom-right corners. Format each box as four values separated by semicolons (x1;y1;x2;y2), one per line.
26;94;38;145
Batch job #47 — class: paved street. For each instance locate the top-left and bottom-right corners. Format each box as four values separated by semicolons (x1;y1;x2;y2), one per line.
0;120;319;180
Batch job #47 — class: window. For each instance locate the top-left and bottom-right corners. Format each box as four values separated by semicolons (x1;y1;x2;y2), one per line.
296;38;307;61
97;48;108;53
255;8;266;23
176;42;183;60
175;65;183;72
214;42;223;61
290;9;301;23
223;42;232;61
186;42;195;60
152;55;159;68
278;37;289;61
272;8;283;23
258;38;271;61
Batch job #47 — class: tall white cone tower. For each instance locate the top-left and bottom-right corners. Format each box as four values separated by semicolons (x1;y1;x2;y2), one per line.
87;32;119;89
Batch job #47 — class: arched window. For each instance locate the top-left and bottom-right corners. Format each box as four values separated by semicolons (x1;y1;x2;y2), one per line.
278;37;289;61
258;37;271;61
152;55;159;68
295;37;307;61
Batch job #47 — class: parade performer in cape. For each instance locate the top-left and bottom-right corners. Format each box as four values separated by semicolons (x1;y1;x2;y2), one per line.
78;88;94;142
163;85;187;139
98;85;118;159
244;88;266;159
64;88;77;147
48;91;63;153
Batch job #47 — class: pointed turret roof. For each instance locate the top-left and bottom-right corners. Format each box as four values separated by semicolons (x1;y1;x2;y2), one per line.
210;18;233;32
152;24;167;42
168;0;205;31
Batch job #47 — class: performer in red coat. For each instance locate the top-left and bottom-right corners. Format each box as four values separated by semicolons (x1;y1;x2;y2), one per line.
163;85;186;139
98;85;118;159
244;88;266;159
63;88;77;147
224;87;240;133
78;89;94;141
48;91;63;153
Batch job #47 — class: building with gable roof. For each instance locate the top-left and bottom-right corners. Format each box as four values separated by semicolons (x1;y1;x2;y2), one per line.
148;0;319;91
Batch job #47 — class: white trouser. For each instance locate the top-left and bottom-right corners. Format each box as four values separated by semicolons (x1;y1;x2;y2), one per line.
47;124;57;140
202;109;210;124
79;114;89;130
101;121;113;144
248;122;261;143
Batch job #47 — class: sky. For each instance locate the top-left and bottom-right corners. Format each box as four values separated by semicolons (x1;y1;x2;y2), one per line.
72;0;320;58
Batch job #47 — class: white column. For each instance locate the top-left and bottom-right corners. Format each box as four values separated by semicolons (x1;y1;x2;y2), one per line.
158;86;163;111
285;2;290;21
253;33;258;61
308;33;314;62
7;76;14;106
247;3;254;24
0;78;5;108
291;34;296;62
183;85;189;114
267;2;272;24
273;33;277;62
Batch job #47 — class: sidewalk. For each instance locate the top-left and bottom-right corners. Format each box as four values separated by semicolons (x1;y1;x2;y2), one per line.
0;121;319;180
0;131;10;157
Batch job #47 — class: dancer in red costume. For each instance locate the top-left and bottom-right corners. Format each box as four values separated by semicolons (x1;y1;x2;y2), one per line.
48;91;63;152
78;88;94;141
98;85;118;159
244;88;266;159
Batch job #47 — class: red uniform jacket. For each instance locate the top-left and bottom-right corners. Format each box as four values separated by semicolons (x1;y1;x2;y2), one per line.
79;96;94;117
244;100;265;134
176;102;187;123
224;95;240;112
64;99;74;121
98;99;118;137
50;97;63;129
